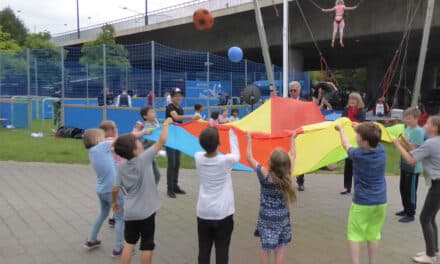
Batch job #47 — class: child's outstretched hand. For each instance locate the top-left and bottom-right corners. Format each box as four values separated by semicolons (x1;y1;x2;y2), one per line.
291;131;297;140
246;132;252;143
134;121;144;132
112;202;120;213
192;115;201;120
163;118;173;126
335;124;343;132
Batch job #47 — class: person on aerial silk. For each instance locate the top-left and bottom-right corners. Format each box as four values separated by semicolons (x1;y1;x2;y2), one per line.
322;0;358;48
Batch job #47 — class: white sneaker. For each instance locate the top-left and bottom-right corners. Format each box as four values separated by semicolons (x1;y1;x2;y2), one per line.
157;150;167;158
416;251;440;257
412;254;436;264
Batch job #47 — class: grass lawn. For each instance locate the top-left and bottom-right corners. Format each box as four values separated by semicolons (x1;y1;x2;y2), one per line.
0;120;195;168
0;120;400;174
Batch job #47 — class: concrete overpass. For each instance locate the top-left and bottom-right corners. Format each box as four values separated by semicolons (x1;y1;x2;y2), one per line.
54;0;440;106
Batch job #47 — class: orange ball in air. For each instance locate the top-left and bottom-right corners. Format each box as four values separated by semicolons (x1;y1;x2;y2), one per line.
193;8;214;31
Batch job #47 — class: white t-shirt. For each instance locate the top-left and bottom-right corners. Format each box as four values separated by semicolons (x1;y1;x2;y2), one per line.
195;130;240;220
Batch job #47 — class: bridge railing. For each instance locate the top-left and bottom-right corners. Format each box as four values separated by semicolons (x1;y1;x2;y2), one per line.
52;0;254;44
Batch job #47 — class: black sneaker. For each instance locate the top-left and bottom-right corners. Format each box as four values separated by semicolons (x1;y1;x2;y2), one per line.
175;187;186;195
112;247;123;258
395;210;406;216
167;190;176;198
399;216;415;223
83;240;101;250
297;185;305;192
108;218;115;228
253;229;260;237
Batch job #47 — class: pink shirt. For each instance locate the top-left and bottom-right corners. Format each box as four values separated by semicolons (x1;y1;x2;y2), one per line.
105;137;124;165
218;115;230;124
335;5;345;16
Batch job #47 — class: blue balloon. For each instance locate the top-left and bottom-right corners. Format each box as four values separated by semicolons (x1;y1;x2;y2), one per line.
228;46;243;63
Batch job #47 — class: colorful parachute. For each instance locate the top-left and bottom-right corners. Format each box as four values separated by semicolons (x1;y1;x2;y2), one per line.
145;97;404;176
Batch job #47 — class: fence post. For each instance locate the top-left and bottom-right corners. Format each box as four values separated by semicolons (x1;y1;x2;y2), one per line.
61;47;65;127
34;58;38;96
0;55;2;96
34;58;39;119
125;67;128;91
86;63;89;105
159;70;162;101
151;41;155;107
26;48;31;96
230;72;233;104
103;44;107;121
205;52;211;117
244;59;248;86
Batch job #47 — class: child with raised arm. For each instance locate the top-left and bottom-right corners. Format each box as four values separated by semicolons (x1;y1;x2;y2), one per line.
134;106;162;184
82;129;124;258
393;116;440;264
195;127;240;264
322;0;358;48
395;107;425;223
335;122;387;264
99;120;124;228
246;132;297;264
111;118;173;264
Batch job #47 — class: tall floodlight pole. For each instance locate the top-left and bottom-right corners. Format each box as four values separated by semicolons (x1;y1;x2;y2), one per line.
145;0;149;25
412;0;435;107
76;0;80;38
282;0;289;97
253;0;275;90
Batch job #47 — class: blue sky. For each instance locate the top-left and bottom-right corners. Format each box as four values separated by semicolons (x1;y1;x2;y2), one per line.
0;0;188;35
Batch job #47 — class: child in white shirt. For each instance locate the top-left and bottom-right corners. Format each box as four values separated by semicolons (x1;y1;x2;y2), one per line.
194;127;240;263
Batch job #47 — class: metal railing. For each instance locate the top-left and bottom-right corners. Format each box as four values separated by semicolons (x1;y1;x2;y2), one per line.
52;0;253;44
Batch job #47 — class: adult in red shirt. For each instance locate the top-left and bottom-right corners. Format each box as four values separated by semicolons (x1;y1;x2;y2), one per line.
418;102;429;127
340;92;366;195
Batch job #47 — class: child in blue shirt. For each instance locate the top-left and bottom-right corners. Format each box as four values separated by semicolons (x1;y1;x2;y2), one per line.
336;122;387;264
82;129;124;257
396;107;425;223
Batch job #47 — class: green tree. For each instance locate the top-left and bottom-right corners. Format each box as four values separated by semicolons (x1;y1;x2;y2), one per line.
0;26;26;85
0;7;28;45
25;31;61;59
24;32;65;89
0;25;21;54
79;25;131;92
80;25;130;67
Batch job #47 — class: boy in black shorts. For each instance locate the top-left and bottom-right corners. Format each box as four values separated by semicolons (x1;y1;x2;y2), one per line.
112;118;172;264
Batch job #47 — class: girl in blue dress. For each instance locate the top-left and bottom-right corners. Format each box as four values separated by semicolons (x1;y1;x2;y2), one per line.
246;132;297;264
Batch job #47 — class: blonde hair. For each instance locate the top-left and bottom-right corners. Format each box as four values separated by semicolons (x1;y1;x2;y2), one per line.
336;0;344;5
99;120;116;132
404;107;421;119
348;92;365;109
268;149;296;204
429;116;440;135
83;129;104;149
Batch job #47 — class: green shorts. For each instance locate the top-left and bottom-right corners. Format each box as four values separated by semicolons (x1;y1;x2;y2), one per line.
347;203;387;243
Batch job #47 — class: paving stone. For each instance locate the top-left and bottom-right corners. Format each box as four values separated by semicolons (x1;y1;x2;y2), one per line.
0;161;434;264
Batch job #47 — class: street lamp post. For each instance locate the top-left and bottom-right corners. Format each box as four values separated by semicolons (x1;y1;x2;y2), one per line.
145;0;148;26
76;0;80;39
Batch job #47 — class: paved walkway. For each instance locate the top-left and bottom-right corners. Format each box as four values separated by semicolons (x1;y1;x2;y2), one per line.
0;161;433;264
